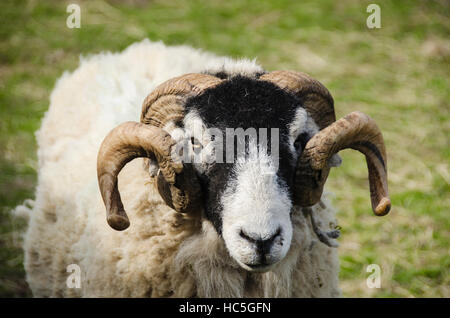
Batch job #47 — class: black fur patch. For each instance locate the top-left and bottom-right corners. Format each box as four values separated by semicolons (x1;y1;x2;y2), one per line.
185;75;305;234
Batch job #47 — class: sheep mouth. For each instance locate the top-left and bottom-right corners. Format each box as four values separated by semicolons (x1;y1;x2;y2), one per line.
242;261;276;273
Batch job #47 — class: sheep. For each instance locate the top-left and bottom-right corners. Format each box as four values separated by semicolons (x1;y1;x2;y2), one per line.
17;39;390;297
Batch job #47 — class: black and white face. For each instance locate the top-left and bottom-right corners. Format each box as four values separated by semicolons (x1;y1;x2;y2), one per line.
165;75;321;272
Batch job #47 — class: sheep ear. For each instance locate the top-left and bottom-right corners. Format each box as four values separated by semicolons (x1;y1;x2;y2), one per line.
156;170;175;209
156;164;204;214
148;158;159;177
328;154;342;167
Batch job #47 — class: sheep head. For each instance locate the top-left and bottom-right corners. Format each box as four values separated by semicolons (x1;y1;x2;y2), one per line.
97;70;390;271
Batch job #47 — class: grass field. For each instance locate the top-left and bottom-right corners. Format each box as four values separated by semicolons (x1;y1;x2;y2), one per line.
0;0;448;297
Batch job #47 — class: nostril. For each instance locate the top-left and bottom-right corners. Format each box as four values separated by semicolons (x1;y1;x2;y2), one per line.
239;227;282;246
239;229;256;243
268;227;282;243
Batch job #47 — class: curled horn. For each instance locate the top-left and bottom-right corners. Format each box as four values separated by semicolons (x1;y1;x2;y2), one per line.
97;74;222;230
297;111;390;216
97;122;183;230
261;71;390;217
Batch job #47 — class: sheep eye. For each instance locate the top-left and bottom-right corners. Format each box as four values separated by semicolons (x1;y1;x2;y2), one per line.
294;132;309;154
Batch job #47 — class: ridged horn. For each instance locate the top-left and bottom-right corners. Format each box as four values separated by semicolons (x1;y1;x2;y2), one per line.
296;111;390;216
141;73;224;127
97;122;182;230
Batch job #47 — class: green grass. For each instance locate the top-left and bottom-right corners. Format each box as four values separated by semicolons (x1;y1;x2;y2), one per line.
0;0;449;297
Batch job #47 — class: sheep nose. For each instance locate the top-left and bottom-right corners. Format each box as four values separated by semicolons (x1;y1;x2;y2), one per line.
239;227;282;255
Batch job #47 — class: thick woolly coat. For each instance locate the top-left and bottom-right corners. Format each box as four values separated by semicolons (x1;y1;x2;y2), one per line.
19;40;341;297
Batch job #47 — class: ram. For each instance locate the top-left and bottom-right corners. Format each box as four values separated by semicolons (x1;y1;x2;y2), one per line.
18;39;390;297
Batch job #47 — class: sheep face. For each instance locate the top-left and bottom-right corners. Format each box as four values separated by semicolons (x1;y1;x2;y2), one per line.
166;75;320;272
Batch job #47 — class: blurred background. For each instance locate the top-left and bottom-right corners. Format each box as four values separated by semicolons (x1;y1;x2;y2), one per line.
0;0;448;297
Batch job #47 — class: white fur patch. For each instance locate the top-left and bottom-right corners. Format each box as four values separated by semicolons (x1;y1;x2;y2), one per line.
288;108;319;152
221;144;293;272
203;57;264;77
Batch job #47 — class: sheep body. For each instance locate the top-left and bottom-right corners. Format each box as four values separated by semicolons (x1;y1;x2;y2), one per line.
19;39;341;297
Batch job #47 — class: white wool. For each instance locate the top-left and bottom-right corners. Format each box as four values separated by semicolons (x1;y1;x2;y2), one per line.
17;39;340;297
